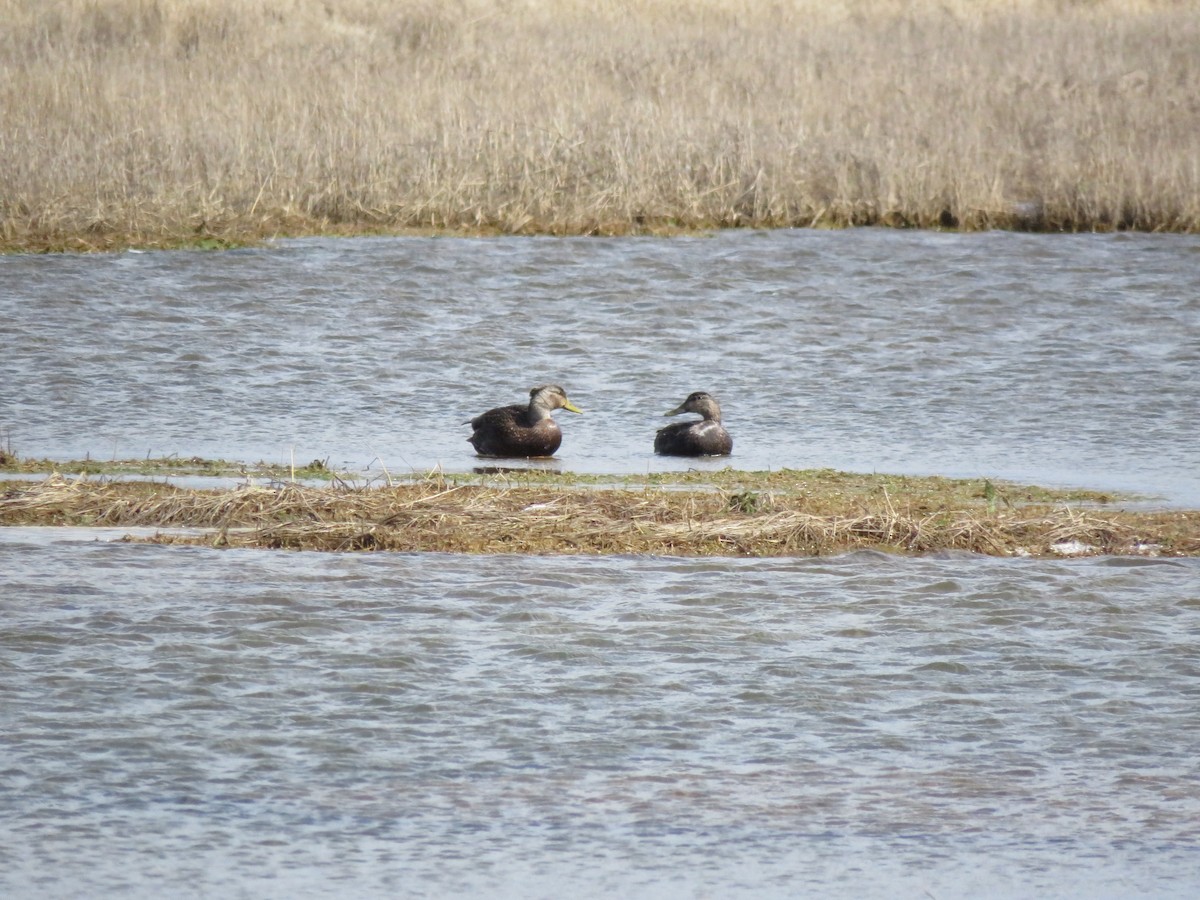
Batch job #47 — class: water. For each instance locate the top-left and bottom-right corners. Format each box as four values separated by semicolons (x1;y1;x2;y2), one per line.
1;229;1198;502
2;535;1199;898
2;231;1200;897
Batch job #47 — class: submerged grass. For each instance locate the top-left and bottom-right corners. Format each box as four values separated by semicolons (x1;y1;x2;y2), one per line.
3;472;1195;558
0;453;337;481
0;452;1118;504
2;0;1198;251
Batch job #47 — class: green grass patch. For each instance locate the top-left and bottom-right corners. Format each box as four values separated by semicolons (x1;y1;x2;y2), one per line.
0;453;337;481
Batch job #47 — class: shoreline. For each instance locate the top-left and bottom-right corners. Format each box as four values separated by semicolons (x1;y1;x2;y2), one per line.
4;218;1198;256
4;1;1197;254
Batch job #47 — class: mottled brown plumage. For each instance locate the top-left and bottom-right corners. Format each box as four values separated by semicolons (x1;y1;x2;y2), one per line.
654;391;733;457
467;385;582;457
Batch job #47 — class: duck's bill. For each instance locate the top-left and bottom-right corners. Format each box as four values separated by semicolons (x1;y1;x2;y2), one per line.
664;404;686;417
563;401;583;414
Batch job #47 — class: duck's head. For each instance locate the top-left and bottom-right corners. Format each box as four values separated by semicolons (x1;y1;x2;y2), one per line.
665;391;722;422
530;384;583;415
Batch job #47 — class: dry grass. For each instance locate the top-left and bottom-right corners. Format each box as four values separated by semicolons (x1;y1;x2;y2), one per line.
4;475;1197;557
2;0;1198;250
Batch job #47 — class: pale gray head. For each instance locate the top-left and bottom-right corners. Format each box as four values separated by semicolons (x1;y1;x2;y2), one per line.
665;391;723;422
529;384;583;417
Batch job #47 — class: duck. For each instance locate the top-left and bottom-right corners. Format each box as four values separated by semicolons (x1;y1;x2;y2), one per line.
654;391;733;456
467;384;583;457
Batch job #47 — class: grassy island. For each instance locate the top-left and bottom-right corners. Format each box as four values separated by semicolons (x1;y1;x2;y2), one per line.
3;455;1197;558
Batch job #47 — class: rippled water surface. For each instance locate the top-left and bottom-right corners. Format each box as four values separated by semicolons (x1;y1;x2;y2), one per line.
2;230;1198;502
3;231;1200;898
3;535;1200;899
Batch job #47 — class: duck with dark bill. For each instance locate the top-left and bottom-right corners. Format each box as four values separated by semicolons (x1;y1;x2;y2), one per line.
654;391;733;457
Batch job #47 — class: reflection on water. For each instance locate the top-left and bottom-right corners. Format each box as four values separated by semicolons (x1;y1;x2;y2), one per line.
473;461;565;476
2;536;1199;898
1;230;1197;503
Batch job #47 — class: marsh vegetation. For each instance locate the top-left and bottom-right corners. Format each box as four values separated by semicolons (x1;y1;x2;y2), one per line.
4;465;1197;557
2;0;1198;250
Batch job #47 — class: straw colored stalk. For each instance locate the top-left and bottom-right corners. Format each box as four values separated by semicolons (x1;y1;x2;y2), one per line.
3;477;1196;558
1;0;1198;250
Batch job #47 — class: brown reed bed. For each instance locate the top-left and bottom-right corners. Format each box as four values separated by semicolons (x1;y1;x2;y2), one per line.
4;474;1197;558
2;0;1198;251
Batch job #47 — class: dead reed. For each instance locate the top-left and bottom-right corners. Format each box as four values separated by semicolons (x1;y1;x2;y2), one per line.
4;475;1196;557
2;0;1197;250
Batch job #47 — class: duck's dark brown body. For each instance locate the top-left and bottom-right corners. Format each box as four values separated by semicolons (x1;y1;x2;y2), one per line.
468;404;565;457
467;385;582;458
654;391;733;457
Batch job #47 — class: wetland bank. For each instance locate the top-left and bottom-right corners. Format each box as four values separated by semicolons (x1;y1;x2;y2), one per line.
2;0;1199;251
